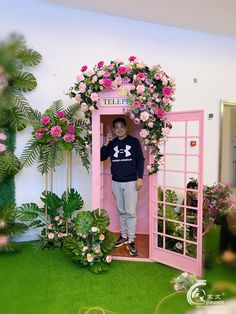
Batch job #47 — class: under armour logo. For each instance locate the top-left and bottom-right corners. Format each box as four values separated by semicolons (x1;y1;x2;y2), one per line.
113;145;131;158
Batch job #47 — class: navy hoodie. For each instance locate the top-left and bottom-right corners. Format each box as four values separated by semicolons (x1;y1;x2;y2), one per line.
101;135;144;182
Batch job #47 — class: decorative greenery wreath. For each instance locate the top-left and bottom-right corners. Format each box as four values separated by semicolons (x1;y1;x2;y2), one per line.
68;56;176;174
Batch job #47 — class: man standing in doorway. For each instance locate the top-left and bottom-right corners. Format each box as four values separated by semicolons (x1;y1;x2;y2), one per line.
101;117;145;256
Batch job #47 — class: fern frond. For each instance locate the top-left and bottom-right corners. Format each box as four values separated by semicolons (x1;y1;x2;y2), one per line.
47;100;64;114
20;138;41;168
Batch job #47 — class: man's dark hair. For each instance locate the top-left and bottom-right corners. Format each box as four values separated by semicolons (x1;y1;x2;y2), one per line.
112;117;127;128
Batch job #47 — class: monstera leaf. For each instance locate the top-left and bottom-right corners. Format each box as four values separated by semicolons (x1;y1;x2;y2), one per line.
40;191;62;217
101;230;116;254
92;208;110;231
61;188;84;218
17;202;43;221
75;211;94;234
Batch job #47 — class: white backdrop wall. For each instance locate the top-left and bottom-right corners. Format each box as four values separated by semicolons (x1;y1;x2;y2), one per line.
1;1;236;231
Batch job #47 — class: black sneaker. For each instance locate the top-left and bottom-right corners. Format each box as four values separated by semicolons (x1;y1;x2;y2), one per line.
115;235;128;247
127;241;138;256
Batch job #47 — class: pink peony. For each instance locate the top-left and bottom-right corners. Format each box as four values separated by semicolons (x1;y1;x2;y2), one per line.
102;78;112;89
97;61;104;69
156;108;165;118
90;92;99;102
56;111;64;118
162;86;174;97
106;255;112;263
140;111;149;122
48;233;54;239
81;65;88;72
137;72;146;80
35;130;44;139
0;235;8;246
67;125;75;134
50;125;62;137
117;66;126;75
129;56;136;62
136;84;145;94
0;133;6;141
40;116;51;125
63;133;75;143
99;234;105;241
140;129;149;138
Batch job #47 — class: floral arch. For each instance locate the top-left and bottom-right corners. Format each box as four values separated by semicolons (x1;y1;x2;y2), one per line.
68;56;176;174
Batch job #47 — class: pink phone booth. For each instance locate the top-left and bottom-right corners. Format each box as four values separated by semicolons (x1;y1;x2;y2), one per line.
92;86;204;276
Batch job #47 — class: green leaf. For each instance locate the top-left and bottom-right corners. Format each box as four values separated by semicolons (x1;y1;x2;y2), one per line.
48;100;64;114
40;191;62;217
20;138;41;168
12;72;37;92
101;230;116;254
74;211;94;234
17;203;42;221
61;188;84;218
92;208;110;230
17;48;42;67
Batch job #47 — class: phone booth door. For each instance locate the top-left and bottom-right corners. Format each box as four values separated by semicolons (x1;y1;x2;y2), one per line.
149;110;204;276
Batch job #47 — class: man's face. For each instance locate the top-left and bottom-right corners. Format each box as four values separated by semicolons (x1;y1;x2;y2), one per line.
113;122;127;138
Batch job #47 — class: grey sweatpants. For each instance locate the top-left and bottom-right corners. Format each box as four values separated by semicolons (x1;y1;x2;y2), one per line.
112;180;138;242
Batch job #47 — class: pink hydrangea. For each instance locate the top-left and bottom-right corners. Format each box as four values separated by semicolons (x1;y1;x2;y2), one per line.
67;125;75;134
40;116;51;125
81;65;88;72
156;108;165;118
97;61;104;69
63;133;75;143
0;143;6;153
0;133;7;141
140;129;149;138
50;125;62;137
102;78;112;89
140;111;149;122
56;111;64;118
128;56;136;62
117;66;126;75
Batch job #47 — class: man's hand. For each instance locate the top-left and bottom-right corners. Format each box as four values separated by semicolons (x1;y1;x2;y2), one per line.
104;130;113;146
136;178;143;191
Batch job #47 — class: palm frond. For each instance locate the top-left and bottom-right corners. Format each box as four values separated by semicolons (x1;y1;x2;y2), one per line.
20;138;41;168
47;100;64;114
7;106;27;131
17;48;42;67
12;71;37;92
64;103;80;118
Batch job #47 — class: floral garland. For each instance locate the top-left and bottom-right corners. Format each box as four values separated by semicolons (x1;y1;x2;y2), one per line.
68;56;176;174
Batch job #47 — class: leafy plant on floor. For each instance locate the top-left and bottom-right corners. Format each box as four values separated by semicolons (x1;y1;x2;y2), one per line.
17;188;84;249
20;100;90;174
0;203;28;252
63;208;116;273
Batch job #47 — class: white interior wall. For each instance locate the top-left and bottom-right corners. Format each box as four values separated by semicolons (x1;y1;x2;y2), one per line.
1;0;236;240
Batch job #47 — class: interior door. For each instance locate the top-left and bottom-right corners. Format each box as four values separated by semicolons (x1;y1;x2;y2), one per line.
150;110;204;276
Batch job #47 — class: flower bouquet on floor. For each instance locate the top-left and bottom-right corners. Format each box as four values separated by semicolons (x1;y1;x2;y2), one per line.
17;188;84;249
63;208;116;273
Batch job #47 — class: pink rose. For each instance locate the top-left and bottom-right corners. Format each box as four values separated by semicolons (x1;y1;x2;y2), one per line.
97;61;104;69
140;129;149;138
90;92;99;102
79;82;86;93
56;111;64;118
102;78;112;89
137;62;145;69
63;133;75;143
75;94;81;102
156;108;165;119
106;255;112;263
136;84;145;94
48;233;54;239
97;70;105;77
137;72;146;80
128;56;136;62
140;111;149;122
133;101;140;109
117;66;126;75
81;65;88;72
81;103;88;112
162;97;170;105
50;125;62;137
154;73;161;80
58;232;65;238
47;224;53;230
86;70;94;77
99;234;105;241
91;75;98;83
76;74;84;82
35;130;44;139
0;235;8;246
107;64;114;71
94;246;101;254
40;116;51;125
0;133;6;141
67;125;75;134
162;86;174;97
103;71;110;78
140;103;146;111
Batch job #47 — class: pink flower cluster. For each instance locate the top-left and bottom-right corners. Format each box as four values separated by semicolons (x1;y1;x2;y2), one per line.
0;132;7;153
